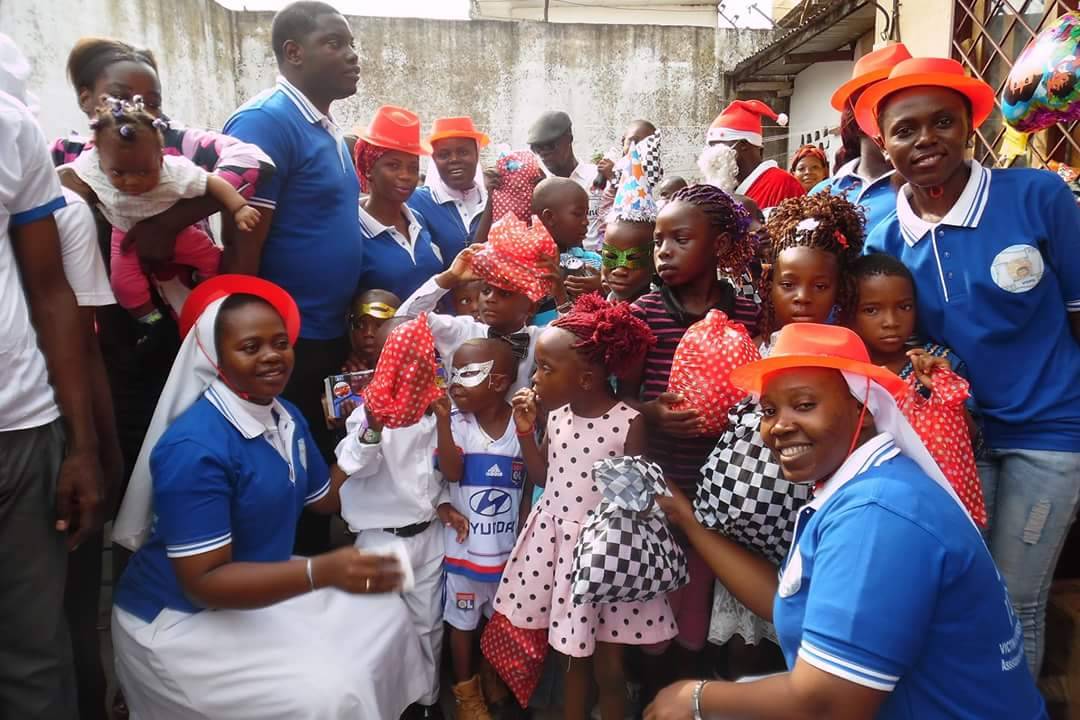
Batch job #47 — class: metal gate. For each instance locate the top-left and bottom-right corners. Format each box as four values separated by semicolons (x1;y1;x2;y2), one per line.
952;0;1080;167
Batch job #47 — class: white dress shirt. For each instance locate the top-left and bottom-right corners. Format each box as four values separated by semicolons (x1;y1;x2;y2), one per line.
336;404;448;532
397;277;540;393
57;188;114;307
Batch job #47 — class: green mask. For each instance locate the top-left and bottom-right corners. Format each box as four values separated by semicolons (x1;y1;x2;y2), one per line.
601;243;652;270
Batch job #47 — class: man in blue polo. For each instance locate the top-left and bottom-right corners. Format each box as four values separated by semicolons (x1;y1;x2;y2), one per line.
223;0;361;555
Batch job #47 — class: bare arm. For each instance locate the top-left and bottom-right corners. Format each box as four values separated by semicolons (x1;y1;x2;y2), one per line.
220;206;273;275
512;388;547;486
12;215;103;548
80;307;124;516
1070;312;1080;346
436;413;464;483
206;174;250;215
306;464;349;515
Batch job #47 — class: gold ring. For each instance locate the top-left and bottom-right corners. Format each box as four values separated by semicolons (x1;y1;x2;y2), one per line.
365;578;371;591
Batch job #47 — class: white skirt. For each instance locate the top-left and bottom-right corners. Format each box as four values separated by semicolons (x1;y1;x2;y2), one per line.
113;587;427;719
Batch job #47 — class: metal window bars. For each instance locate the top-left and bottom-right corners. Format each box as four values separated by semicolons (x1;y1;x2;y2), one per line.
953;0;1080;168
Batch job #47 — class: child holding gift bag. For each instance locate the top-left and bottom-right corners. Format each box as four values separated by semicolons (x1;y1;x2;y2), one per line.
335;315;467;719
397;215;562;393
492;295;676;720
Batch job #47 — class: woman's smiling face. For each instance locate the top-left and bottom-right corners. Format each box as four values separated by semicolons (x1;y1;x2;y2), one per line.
877;86;972;189
759;367;865;485
215;298;295;405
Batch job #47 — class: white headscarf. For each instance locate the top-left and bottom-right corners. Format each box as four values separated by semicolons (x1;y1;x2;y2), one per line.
0;33;38;113
424;147;487;206
840;371;976;528
113;297;227;551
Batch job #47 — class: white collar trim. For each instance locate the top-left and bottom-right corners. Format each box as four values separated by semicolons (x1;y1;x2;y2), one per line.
808;433;900;511
896;161;991;247
275;75;335;128
205;379;292;440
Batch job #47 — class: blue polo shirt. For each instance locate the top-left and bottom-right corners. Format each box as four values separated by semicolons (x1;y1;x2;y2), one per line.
407;185;483;263
810;158;897;236
356;204;445;301
866;162;1080;452
114;387;330;623
775;434;1046;720
224;77;363;340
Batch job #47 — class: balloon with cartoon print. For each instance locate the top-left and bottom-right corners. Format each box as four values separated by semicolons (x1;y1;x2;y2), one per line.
1004;11;1080;132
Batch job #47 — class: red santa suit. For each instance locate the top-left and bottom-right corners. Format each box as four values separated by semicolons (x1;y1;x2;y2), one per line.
706;99;805;210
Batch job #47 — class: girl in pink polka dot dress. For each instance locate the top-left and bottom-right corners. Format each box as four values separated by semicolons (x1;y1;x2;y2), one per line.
498;294;676;720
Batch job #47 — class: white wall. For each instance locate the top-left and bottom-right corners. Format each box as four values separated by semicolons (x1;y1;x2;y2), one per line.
787;59;853;164
474;2;718;27
876;0;954;57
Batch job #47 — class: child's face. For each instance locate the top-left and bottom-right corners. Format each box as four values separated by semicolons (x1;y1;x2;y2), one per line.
349;313;386;365
851;274;916;358
656;179;687;208
531;327;585;412
771;246;840;328
448;343;509;414
451;281;482;320
97;132;162;196
541;189;589;250
602;221;654;301
478;284;533;334
653;200;724;289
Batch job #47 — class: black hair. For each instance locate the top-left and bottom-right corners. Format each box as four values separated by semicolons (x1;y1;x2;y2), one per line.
849;253;916;303
458;338;519;385
761;193;866;335
66;37;158;94
214;293;277;354
669;183;754;277
89;95;163;147
271;1;342;63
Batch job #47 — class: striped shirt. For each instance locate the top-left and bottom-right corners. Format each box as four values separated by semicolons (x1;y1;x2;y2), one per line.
631;285;759;492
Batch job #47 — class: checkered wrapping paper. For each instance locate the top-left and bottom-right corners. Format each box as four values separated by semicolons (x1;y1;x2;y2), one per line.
571;457;688;605
693;398;812;566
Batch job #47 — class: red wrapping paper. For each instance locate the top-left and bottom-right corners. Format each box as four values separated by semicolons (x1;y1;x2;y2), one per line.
898;367;987;527
360;313;445;428
480;612;549;708
491;150;544;223
470;214;558;302
667;310;760;436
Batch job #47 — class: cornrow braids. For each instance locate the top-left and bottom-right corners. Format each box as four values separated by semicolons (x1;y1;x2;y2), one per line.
759;193;866;336
669;183;755;279
849;253;917;306
551;293;656;380
89;95;167;145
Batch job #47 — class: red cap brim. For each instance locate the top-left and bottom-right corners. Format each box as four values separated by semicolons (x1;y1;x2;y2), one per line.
179;274;301;344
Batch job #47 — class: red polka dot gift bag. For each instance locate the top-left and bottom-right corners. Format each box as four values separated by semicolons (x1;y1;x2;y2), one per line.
491;150;545;224
360;313;445;429
469;213;559;302
480;611;548;709
667;310;761;435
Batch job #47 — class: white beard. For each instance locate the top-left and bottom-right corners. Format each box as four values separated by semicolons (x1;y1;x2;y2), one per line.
697;143;740;193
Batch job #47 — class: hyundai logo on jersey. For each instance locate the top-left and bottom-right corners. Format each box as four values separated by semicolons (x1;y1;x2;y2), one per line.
470;488;513;517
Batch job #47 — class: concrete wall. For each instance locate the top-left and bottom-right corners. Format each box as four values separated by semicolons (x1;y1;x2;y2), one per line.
4;0;772;178
475;2;719;27
788;59;853;162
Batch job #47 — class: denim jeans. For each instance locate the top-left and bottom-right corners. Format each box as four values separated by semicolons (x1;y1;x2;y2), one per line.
979;448;1080;677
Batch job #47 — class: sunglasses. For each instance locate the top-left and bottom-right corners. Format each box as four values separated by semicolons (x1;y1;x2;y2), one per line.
530;140;558;154
601;243;653;270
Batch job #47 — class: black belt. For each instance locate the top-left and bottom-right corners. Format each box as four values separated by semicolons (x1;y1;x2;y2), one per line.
381;520;431;538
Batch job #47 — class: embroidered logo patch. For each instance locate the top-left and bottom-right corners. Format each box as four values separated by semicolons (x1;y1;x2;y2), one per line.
990;244;1044;294
456;592;476;610
778;546;803;598
297;439;307;470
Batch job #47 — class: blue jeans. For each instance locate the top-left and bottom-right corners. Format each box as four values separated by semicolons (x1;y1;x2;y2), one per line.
978;448;1080;677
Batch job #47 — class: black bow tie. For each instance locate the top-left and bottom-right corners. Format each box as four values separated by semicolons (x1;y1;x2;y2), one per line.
487;328;530;360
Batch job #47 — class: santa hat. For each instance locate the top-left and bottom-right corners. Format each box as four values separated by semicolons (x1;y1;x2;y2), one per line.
706;99;788;147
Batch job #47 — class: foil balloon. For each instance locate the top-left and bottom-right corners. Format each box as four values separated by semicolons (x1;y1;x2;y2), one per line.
1003;11;1080;133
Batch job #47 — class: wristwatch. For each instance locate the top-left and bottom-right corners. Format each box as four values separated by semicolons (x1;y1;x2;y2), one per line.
360;427;381;445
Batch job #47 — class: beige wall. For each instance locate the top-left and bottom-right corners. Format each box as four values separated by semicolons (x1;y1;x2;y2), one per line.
876;0;955;56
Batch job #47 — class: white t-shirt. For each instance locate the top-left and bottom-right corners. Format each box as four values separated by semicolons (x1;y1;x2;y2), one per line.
0;90;62;430
57;188;114;307
68;149;208;232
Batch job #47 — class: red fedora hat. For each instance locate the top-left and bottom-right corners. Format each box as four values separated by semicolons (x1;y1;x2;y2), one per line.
854;57;996;138
179;274;301;344
355;105;432;156
428;116;490;148
831;43;913;111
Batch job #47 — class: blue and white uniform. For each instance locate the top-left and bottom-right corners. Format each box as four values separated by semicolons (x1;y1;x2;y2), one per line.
112;379;426;719
774;433;1047;720
443;412;525;630
811;157;897;237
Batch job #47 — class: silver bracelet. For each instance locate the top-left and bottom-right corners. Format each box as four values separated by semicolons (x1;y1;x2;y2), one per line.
692;680;709;720
305;557;316;591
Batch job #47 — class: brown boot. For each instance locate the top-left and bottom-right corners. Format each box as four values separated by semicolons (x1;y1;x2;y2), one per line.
451;675;492;720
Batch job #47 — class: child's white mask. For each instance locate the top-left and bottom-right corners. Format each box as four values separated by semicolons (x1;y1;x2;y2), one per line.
450;360;495;388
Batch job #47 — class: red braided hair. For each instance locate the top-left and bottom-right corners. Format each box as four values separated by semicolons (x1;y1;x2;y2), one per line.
551;293;656;379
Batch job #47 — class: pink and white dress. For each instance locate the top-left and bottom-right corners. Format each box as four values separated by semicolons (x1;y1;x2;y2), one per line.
493;402;678;657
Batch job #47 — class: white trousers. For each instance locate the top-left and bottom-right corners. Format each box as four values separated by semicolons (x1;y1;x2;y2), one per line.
113;587;427;719
355;522;445;706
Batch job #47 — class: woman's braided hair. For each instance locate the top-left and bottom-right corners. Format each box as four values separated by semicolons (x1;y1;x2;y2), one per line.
759;193;866;336
551;293;656;380
669;183;755;278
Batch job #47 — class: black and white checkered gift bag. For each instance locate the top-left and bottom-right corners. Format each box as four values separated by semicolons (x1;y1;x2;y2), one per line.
612;131;664;191
571;457;689;605
693;398;811;565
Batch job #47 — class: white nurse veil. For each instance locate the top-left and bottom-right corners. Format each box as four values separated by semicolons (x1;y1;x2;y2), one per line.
113;297;227;551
